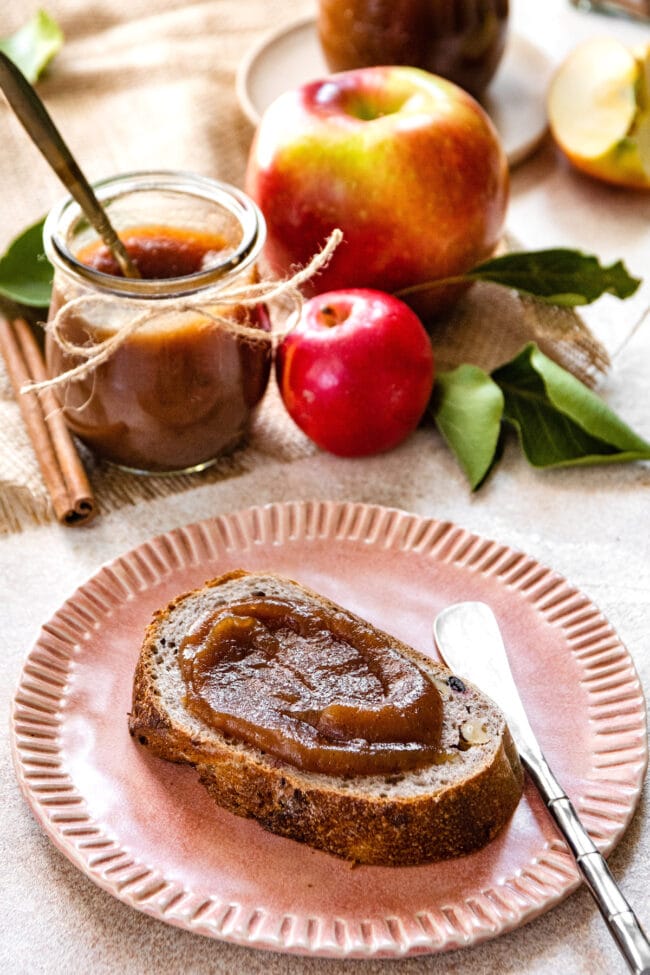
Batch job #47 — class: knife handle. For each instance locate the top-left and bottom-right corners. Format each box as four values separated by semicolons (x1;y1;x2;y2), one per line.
523;752;650;975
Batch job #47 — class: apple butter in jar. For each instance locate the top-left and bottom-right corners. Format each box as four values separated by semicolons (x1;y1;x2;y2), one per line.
43;171;271;474
317;0;509;99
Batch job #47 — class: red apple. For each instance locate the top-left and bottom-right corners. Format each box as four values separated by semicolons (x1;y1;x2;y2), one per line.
276;288;434;457
245;65;508;317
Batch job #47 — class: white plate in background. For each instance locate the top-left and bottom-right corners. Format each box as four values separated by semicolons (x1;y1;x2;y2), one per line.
237;16;554;167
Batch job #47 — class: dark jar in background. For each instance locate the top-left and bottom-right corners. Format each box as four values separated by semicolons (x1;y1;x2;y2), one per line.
317;0;509;99
43;171;271;475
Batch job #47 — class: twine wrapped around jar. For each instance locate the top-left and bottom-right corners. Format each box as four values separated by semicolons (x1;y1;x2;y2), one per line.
24;229;343;395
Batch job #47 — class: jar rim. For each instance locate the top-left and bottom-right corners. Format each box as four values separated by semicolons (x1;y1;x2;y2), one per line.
42;170;266;299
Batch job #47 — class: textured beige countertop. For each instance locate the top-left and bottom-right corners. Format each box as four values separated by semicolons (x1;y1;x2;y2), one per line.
1;1;649;973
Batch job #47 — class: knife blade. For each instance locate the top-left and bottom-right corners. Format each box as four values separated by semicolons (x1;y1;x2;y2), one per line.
433;601;650;975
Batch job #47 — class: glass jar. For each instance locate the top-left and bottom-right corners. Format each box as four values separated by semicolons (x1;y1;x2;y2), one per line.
43;171;271;475
317;0;510;99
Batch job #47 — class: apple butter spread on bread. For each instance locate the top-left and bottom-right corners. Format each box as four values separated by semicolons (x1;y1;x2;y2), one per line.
129;570;524;865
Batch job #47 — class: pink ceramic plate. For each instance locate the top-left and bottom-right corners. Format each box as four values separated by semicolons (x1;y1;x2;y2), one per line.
11;501;648;958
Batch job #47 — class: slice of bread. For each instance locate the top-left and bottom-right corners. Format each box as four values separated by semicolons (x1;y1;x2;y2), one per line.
129;570;524;866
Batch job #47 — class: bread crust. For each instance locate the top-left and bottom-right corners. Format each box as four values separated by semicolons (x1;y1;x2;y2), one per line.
129;570;524;865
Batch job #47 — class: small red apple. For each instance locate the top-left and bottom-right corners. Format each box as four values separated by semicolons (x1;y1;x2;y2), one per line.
276;289;434;457
246;65;508;317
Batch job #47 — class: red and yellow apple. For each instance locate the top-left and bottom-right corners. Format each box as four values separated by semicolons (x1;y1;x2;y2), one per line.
276;288;434;457
548;38;650;189
245;66;509;317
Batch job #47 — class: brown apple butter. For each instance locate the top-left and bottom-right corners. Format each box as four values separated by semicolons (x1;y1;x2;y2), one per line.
179;596;443;775
46;225;271;473
43;171;269;474
77;224;229;279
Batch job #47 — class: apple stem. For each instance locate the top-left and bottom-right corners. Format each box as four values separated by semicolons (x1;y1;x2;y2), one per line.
319;305;343;328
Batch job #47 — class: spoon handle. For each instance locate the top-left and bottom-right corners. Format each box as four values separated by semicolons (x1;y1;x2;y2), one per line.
0;52;139;279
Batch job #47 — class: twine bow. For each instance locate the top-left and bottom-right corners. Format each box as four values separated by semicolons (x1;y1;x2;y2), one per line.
23;229;343;394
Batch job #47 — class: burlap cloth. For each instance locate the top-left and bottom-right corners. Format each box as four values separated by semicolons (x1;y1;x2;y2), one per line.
0;0;610;534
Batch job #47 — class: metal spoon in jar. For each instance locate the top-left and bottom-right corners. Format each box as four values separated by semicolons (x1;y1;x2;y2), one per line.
0;51;140;279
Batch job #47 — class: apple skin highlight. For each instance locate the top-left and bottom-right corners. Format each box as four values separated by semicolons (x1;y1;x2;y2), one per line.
245;66;509;317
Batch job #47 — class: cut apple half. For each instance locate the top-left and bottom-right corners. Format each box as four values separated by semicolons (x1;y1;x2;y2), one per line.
547;37;650;189
636;47;650;179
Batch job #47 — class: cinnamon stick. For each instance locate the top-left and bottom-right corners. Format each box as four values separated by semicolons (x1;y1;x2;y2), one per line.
0;314;95;526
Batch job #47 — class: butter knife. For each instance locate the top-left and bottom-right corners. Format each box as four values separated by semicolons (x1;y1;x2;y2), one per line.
433;601;650;975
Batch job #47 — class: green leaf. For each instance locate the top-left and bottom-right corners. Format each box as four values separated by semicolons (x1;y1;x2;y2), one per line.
0;10;63;83
0;218;52;307
431;364;504;489
492;343;650;468
466;249;641;306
